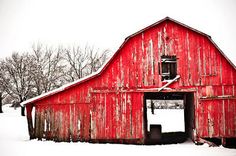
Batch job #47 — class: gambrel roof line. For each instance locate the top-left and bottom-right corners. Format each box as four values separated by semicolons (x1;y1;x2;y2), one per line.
21;17;236;106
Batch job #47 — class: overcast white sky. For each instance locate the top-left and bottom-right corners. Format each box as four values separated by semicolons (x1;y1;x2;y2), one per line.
0;0;235;65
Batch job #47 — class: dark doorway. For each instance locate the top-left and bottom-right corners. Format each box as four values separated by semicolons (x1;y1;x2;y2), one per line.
144;92;195;144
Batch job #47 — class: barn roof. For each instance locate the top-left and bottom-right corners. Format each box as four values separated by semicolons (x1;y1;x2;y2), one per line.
21;17;236;106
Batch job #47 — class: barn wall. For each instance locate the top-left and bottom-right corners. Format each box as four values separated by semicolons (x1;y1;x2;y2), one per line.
91;92;143;142
29;101;90;142
27;19;236;143
196;99;236;138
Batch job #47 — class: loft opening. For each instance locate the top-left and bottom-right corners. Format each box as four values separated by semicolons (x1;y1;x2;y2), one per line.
144;92;194;145
160;56;177;81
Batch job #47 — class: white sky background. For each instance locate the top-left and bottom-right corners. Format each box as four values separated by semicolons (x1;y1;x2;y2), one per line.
0;0;235;65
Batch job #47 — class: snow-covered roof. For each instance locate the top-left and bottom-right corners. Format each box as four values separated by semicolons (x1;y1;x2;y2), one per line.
21;17;236;106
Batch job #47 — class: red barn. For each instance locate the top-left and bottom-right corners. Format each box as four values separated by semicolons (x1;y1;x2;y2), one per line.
22;17;236;146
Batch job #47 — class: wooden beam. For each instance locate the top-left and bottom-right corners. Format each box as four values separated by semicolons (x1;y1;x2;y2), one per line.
158;75;180;92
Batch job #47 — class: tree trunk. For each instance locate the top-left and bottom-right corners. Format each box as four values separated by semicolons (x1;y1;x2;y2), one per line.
0;102;3;113
0;93;3;113
20;97;25;116
21;106;25;116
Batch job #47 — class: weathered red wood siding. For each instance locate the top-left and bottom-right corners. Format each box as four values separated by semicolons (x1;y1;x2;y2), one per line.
91;92;143;142
25;18;236;143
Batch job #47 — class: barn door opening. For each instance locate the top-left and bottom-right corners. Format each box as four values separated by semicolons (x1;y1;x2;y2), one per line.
144;92;194;144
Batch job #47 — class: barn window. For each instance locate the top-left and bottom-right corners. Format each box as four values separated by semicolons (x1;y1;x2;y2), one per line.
161;56;177;81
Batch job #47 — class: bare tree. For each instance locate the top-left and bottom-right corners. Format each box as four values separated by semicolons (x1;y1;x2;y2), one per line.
0;62;8;113
63;45;110;82
0;84;7;113
42;46;66;91
30;43;44;96
31;43;66;96
0;53;35;115
85;46;110;75
0;53;34;103
0;92;5;113
63;46;89;82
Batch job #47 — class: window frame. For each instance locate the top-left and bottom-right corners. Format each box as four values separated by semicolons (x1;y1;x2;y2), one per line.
160;56;177;81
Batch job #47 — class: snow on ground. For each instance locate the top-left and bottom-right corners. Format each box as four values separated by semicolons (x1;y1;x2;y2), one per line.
0;105;236;156
147;109;185;132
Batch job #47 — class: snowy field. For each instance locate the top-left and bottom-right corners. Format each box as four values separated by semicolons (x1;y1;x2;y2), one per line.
147;109;185;132
0;105;235;156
